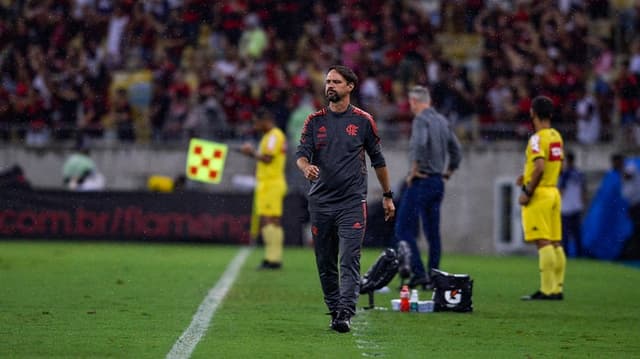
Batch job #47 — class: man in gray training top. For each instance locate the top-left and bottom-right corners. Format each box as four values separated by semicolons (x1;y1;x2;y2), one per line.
395;85;462;290
296;65;395;333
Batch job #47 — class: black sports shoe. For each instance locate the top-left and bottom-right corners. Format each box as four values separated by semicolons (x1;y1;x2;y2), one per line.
408;275;433;290
328;311;338;329
257;260;282;270
331;310;351;333
521;290;563;301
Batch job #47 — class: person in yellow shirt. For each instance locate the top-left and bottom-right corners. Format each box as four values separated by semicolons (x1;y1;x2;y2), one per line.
241;108;288;269
517;96;566;300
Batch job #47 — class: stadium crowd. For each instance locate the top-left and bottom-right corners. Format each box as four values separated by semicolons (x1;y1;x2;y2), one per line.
1;0;639;146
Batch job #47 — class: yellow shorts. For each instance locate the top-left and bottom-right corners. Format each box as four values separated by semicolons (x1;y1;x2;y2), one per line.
521;186;562;242
255;180;287;217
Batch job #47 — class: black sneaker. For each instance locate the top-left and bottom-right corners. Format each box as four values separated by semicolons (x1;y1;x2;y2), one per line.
521;290;562;301
257;260;282;270
331;310;351;333
328;311;338;329
408;275;433;290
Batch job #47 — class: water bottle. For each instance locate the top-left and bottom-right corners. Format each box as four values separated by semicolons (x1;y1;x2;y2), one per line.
410;289;419;312
400;285;410;312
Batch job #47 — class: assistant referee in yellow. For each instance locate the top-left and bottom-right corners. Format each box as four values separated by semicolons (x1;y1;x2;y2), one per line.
241;108;288;269
517;96;566;300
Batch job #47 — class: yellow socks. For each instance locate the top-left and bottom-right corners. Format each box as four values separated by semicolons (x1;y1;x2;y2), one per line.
554;246;566;294
262;224;284;263
538;245;557;295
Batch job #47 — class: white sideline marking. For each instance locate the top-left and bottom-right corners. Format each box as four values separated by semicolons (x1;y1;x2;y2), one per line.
353;313;385;357
166;247;251;359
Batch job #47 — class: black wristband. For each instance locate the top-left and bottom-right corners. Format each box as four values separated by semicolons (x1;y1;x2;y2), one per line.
382;191;394;199
521;185;532;197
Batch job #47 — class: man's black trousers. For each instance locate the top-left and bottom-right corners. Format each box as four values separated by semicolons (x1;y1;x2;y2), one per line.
312;202;367;315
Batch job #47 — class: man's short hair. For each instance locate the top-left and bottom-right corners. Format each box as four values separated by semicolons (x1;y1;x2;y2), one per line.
408;85;431;104
328;65;358;88
612;153;625;165
255;107;274;122
566;151;575;162
531;96;554;120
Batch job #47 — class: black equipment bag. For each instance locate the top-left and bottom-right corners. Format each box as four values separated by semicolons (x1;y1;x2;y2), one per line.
431;269;473;312
359;248;399;309
360;248;399;294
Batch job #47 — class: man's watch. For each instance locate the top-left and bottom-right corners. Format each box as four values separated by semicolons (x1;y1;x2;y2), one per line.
521;185;532;197
382;191;394;199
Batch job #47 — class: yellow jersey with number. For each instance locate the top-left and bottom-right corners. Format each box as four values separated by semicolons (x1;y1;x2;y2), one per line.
257;127;287;183
523;128;564;187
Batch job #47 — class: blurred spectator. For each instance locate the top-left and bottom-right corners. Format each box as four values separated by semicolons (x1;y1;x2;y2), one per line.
124;2;160;68
262;88;289;131
110;88;136;142
149;78;171;142
630;40;640;75
184;81;231;140
486;76;516;130
173;173;187;192
575;87;601;144
238;13;268;60
163;69;194;140
622;159;640;259
50;62;82;142
559;151;587;257
77;83;107;144
444;65;476;142
62;143;105;191
162;7;188;66
15;84;51;147
614;61;640;146
0;164;31;190
286;92;315;147
0;88;12;140
105;4;130;69
144;0;171;24
612;152;626;174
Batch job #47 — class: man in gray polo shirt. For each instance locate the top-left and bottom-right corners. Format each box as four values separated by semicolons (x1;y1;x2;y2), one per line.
395;85;462;289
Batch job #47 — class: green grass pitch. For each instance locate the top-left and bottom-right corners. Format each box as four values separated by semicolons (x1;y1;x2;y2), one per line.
1;241;639;358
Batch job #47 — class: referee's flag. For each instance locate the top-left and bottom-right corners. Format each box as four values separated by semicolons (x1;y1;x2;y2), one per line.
186;138;228;184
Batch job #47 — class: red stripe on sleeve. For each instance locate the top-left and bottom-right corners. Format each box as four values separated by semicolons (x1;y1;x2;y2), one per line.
352;106;380;141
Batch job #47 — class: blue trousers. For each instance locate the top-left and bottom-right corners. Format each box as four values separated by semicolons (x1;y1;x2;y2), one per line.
394;176;444;279
561;212;583;257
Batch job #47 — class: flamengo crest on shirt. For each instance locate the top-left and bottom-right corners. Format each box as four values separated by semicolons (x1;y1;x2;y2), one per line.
346;124;358;136
186;138;228;184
